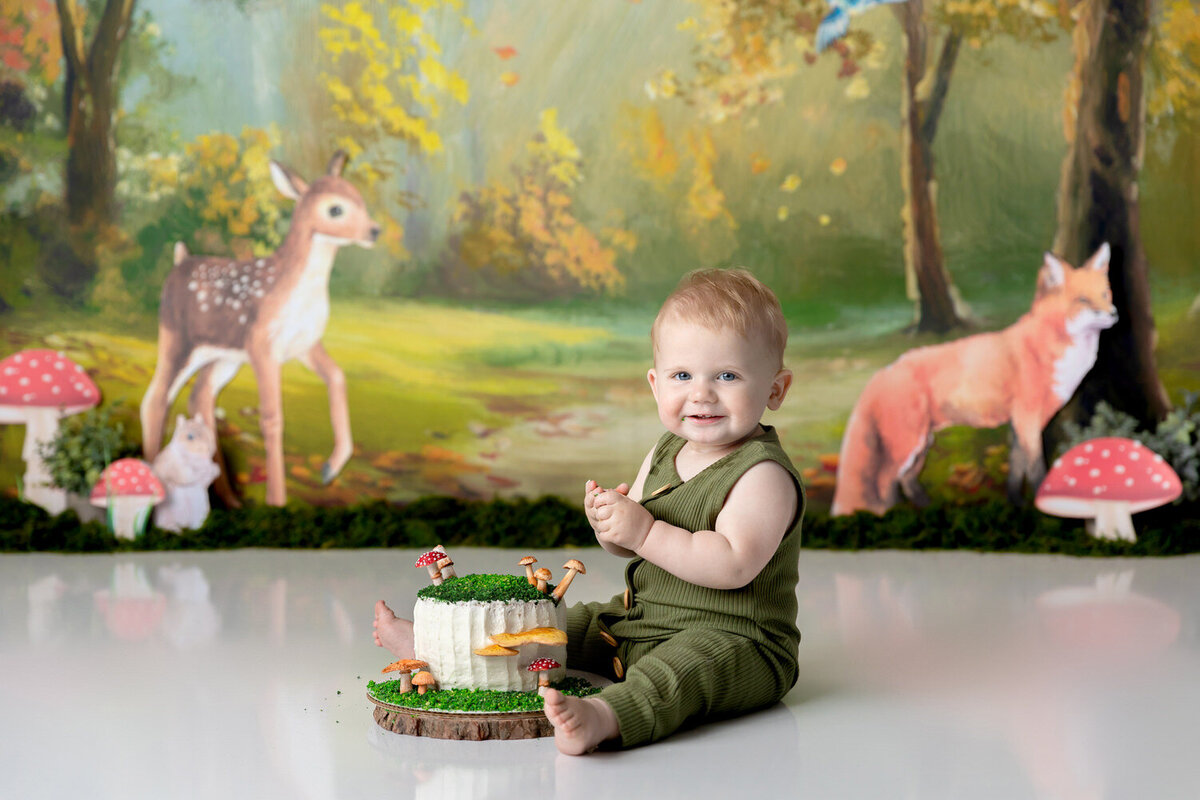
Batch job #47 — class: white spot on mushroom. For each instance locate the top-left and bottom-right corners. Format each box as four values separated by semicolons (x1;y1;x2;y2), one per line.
188;281;198;291
1115;464;1125;474
200;304;209;312
1126;478;1134;487
18;376;29;387
1100;449;1110;458
41;373;52;382
51;385;60;395
1074;457;1086;466
1084;443;1094;452
1130;451;1140;460
197;290;207;302
238;315;247;325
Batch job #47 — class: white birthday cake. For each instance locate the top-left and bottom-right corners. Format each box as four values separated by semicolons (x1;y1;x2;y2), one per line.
408;551;585;693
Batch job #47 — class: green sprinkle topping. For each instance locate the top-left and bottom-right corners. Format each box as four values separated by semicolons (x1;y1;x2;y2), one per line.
417;573;558;604
368;676;599;712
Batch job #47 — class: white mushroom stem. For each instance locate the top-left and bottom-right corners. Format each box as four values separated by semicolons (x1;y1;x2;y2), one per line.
1086;500;1137;543
425;564;444;585
106;497;158;540
13;409;68;515
436;556;456;580
399;673;413;693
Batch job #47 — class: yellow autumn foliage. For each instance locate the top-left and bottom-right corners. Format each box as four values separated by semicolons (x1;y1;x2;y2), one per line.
154;126;285;255
448;111;628;299
1149;1;1200;124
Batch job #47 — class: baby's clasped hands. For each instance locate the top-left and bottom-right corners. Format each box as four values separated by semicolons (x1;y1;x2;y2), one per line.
592;487;654;552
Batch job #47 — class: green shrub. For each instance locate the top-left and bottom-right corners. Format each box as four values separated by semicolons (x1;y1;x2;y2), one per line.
37;405;140;496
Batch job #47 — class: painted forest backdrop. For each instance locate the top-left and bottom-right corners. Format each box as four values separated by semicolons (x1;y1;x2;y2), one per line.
1;0;1198;514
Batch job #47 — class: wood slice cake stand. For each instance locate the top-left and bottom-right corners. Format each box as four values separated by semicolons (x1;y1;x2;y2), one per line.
369;693;554;740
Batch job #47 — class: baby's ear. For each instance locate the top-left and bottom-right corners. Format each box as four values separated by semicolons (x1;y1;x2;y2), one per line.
768;369;793;410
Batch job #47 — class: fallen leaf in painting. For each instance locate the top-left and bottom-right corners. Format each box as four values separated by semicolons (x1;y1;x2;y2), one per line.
486;474;520;488
844;76;870;100
290;465;313;479
777;206;789;221
829;157;847;176
500;72;520;87
421;445;466;463
819;453;839;472
677;17;697;31
819;214;832;226
781;174;801;192
493;46;517;60
750;154;771;174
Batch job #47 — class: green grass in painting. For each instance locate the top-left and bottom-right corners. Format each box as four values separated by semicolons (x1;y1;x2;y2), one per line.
417;573;557;604
368;676;599;712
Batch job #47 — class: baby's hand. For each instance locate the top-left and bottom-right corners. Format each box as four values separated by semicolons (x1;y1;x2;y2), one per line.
593;489;653;553
584;480;629;533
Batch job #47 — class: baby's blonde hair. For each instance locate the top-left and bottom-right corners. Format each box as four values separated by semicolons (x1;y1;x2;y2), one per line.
652;268;788;368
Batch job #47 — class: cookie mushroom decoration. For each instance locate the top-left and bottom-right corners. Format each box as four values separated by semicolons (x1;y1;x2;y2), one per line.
436;554;457;581
551;559;586;601
0;349;101;514
412;671;438;695
474;644;520;656
533;567;553;594
1036;437;1182;542
519;556;538;586
527;657;561;694
90;458;166;539
382;658;428;693
415;549;448;585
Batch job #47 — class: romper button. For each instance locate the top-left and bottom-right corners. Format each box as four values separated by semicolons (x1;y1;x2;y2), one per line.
612;656;625;679
600;631;617;647
623;588;631;609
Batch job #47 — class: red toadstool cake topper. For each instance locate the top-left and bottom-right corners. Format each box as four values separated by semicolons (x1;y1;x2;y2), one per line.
91;458;166;540
0;349;100;514
415;546;450;585
1036;437;1182;542
527;657;561;693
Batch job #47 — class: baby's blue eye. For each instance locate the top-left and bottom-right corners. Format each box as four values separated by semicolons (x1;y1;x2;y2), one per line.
672;371;692;381
718;372;738;382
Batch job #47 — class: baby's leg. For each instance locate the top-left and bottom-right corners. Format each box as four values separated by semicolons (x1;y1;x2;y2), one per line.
598;631;792;749
373;600;414;658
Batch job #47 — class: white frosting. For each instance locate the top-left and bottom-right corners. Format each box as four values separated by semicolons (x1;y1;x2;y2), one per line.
412;597;567;691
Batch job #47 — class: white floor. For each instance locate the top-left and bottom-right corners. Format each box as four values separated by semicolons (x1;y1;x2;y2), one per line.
0;546;1196;800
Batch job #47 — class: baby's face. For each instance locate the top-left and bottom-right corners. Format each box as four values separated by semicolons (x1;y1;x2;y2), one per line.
648;318;790;453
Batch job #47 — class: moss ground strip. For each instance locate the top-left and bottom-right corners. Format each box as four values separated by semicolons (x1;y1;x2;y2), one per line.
368;676;598;712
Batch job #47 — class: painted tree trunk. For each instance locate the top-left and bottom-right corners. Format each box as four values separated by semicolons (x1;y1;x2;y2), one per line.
56;0;135;229
897;0;965;334
1049;0;1169;441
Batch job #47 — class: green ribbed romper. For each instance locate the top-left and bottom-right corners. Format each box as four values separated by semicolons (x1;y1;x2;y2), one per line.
565;425;805;748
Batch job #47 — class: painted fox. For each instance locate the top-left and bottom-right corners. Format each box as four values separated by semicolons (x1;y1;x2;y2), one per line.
832;244;1116;516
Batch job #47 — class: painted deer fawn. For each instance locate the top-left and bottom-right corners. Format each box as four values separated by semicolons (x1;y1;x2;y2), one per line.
140;151;380;506
832;244;1117;516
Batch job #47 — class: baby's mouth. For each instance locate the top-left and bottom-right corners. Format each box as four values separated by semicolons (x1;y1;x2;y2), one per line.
685;414;724;423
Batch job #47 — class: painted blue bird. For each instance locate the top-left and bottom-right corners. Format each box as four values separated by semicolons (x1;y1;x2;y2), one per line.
815;0;909;54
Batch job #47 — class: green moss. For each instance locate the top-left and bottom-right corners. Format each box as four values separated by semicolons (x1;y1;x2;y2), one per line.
367;676;599;712
417;572;557;604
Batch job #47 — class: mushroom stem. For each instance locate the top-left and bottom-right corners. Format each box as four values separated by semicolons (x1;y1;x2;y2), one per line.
1090;500;1137;543
436;556;456;580
399;673;413;693
111;497;155;540
536;576;548;593
425;564;443;585
551;570;577;601
19;410;68;515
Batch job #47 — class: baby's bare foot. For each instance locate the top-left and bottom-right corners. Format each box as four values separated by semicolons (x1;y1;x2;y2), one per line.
373;600;414;658
542;689;620;755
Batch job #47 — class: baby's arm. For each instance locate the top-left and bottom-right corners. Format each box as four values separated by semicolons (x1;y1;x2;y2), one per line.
593;460;797;590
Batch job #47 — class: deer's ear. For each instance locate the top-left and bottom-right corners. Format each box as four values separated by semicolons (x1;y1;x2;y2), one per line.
270;160;307;201
1088;242;1111;273
1040;252;1066;289
326;150;348;177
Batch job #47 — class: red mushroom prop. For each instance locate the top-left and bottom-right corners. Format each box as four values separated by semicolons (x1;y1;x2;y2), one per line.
415;548;448;585
0;350;100;514
1036;438;1182;542
527;657;561;694
90;458;166;539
